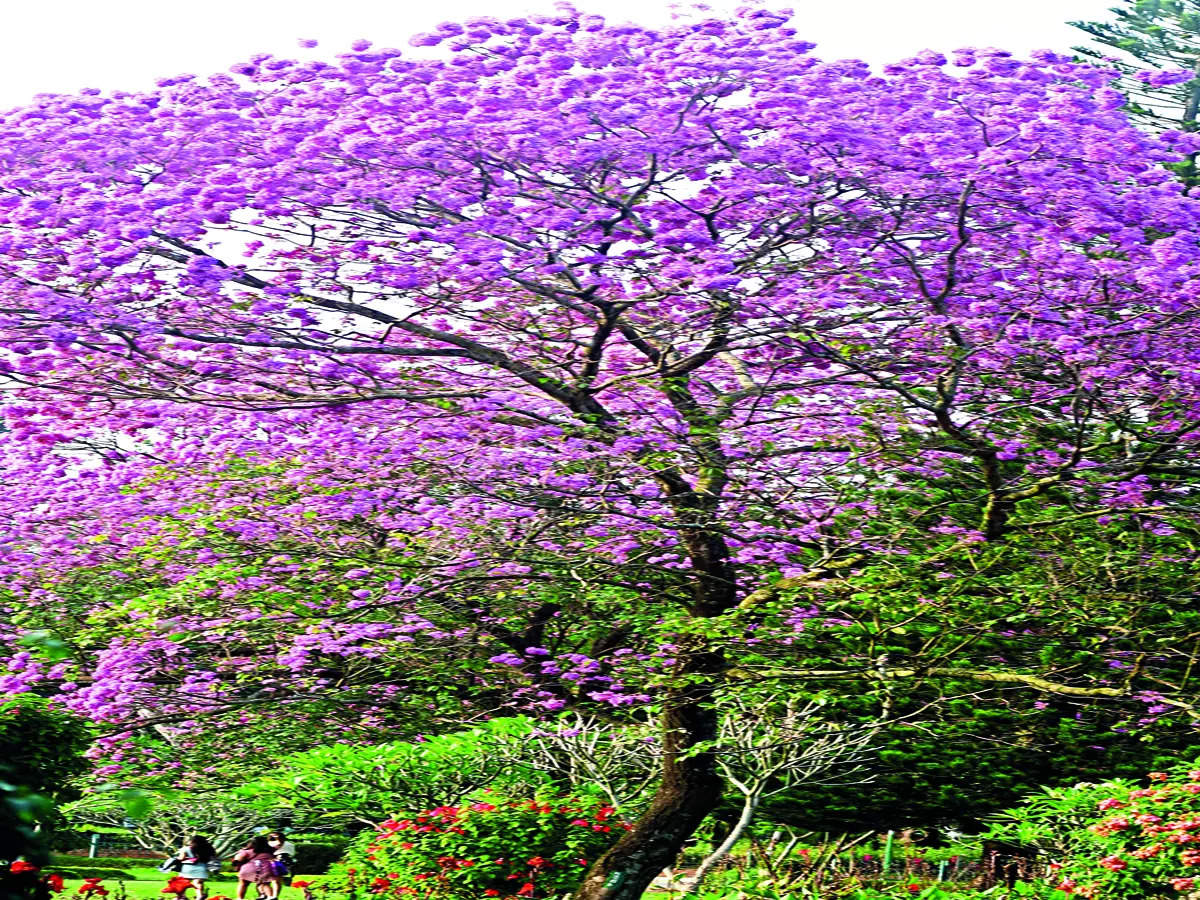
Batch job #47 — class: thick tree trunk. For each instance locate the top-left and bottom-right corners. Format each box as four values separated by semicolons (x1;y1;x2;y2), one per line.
571;648;725;900
685;791;760;894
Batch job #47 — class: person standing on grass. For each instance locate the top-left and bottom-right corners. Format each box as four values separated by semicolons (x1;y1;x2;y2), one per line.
233;836;281;900
267;832;295;888
176;835;218;900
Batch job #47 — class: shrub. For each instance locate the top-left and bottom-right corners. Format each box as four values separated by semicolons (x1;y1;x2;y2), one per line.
48;858;155;871
989;762;1200;898
315;791;627;899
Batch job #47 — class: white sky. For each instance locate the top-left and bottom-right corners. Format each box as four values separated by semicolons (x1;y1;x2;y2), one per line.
0;0;1120;109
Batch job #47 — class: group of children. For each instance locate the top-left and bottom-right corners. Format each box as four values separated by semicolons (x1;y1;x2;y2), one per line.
171;831;296;900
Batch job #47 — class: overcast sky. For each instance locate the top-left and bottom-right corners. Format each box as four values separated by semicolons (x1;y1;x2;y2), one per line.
0;0;1120;109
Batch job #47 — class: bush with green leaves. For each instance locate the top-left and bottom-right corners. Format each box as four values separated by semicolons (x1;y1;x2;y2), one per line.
0;697;90;805
241;720;547;828
986;761;1200;898
314;790;627;899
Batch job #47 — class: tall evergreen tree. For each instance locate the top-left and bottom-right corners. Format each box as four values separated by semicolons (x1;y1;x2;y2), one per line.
1073;1;1200;133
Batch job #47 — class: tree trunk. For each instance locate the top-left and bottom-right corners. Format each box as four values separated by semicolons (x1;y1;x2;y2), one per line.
685;790;760;894
571;648;725;900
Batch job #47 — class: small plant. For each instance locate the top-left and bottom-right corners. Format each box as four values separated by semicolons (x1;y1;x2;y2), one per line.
2;861;66;900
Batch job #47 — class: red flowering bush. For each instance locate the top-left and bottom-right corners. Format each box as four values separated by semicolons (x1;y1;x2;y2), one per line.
992;763;1200;898
3;861;65;898
315;790;628;899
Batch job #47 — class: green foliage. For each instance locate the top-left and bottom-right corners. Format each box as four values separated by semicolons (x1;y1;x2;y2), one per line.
0;697;91;804
772;705;1197;832
986;760;1200;897
721;509;1200;833
314;789;626;899
1072;0;1200;134
240;719;547;827
0;700;82;900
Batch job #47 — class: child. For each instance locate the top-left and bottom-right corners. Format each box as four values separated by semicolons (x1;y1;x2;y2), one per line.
176;836;218;900
233;836;281;900
267;833;296;888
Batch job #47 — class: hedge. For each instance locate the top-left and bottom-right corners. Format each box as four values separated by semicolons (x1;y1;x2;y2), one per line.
49;856;162;870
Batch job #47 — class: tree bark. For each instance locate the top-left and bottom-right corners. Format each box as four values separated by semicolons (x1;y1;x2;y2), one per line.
571;648;725;900
685;790;760;894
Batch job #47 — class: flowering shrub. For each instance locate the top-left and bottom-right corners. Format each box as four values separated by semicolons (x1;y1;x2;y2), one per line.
2;861;65;900
993;763;1200;897
316;791;628;899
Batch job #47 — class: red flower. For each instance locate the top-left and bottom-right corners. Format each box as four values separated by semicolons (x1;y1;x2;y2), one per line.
484;893;500;898
290;882;312;890
527;857;546;868
10;861;39;874
517;884;535;897
44;874;65;893
163;876;194;895
906;884;922;894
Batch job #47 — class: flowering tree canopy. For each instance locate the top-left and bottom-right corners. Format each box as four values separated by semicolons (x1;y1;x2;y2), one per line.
2;7;1200;898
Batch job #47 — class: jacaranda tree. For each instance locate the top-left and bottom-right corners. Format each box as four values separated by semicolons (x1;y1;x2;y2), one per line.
2;8;1200;898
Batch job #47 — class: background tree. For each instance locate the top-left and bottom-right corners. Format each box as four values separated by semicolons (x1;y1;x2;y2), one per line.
772;696;1200;834
60;790;282;858
685;693;881;894
1073;1;1200;132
